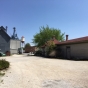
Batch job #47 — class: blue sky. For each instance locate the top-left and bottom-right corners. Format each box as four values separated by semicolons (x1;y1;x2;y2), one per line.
0;0;88;45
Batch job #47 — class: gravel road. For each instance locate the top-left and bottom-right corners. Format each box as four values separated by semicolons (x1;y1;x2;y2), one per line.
0;55;88;88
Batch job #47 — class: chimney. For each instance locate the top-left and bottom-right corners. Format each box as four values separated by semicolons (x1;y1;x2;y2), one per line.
66;35;68;41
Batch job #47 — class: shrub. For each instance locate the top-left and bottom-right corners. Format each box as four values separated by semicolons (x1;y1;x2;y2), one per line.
49;50;57;57
0;59;10;70
45;41;56;57
0;72;5;76
34;50;42;56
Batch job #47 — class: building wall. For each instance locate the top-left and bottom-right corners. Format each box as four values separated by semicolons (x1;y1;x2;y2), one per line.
10;39;21;54
29;46;36;53
0;31;10;53
25;46;37;53
59;42;88;59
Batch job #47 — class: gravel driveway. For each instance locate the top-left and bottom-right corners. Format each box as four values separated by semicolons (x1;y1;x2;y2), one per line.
0;55;88;88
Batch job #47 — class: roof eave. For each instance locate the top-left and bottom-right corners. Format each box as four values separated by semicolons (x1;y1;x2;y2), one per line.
56;40;88;45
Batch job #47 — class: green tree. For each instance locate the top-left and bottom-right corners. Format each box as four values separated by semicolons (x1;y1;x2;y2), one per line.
33;25;65;47
24;43;30;49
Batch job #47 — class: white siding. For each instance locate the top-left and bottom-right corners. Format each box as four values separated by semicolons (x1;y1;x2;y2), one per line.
60;42;88;59
10;40;21;54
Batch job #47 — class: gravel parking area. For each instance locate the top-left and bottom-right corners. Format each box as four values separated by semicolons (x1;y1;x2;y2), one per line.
0;55;88;88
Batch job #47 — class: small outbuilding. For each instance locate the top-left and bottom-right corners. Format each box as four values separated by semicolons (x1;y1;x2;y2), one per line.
56;35;88;59
41;35;88;60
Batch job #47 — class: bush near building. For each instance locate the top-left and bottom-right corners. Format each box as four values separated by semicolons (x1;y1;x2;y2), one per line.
34;50;42;56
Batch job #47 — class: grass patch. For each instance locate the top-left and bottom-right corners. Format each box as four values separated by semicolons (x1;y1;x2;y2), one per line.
1;79;3;83
0;72;5;76
0;59;10;70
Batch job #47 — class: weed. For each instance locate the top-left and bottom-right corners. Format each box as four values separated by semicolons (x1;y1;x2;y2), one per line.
0;72;5;76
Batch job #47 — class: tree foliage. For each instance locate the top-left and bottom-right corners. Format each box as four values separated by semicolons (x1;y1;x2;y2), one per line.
33;25;65;47
24;43;30;49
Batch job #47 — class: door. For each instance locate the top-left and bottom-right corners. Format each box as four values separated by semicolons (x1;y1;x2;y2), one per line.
66;46;71;59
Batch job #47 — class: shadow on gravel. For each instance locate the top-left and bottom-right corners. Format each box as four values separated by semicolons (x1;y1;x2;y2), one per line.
31;55;88;61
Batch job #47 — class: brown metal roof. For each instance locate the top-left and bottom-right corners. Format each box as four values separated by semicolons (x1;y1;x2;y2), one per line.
41;36;88;47
52;39;60;44
57;36;88;45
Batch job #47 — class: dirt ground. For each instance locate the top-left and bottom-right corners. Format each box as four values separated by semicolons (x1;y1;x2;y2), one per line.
0;55;88;88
